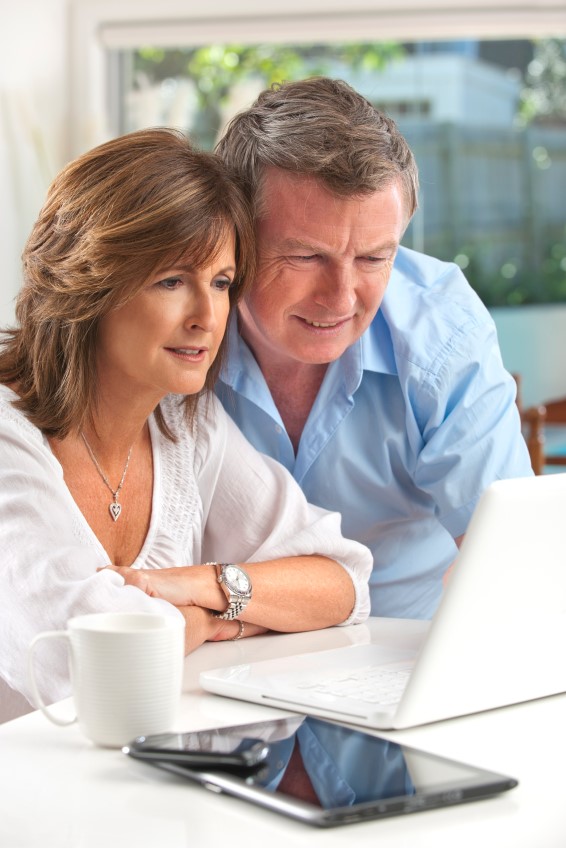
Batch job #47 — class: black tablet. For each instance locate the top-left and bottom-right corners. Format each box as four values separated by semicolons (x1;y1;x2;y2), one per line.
124;715;518;827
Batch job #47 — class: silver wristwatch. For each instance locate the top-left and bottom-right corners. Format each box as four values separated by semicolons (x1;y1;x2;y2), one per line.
214;563;252;621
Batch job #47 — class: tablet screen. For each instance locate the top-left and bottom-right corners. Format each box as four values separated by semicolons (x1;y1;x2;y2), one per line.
127;716;518;826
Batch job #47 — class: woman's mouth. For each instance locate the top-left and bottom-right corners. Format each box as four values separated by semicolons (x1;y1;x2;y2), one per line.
165;346;208;360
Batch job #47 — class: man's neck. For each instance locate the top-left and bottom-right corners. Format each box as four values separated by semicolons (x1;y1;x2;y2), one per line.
237;309;329;452
260;358;328;454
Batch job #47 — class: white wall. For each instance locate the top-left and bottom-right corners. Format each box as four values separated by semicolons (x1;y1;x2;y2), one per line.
491;306;566;406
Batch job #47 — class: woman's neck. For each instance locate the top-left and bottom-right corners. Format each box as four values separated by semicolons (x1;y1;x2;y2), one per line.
82;380;161;463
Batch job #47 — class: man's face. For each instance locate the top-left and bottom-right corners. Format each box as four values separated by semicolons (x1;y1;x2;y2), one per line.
238;167;407;371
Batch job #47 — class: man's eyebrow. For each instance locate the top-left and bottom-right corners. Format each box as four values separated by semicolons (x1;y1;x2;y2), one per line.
278;238;399;254
364;241;399;255
278;238;320;252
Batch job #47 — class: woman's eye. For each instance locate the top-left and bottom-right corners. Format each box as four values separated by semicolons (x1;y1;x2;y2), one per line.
212;277;234;292
158;277;183;290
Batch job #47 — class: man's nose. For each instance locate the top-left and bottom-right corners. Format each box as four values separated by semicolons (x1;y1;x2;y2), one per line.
313;265;357;314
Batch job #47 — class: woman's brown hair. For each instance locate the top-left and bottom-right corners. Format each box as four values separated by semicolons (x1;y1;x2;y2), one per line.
0;128;255;438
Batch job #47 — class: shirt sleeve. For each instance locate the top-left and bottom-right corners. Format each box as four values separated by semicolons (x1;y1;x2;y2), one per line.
0;404;182;709
194;396;372;626
409;315;534;538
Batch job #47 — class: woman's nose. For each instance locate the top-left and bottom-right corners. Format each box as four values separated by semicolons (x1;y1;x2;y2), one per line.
184;289;218;332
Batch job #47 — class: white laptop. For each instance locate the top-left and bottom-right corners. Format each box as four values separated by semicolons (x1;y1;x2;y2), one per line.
200;473;566;729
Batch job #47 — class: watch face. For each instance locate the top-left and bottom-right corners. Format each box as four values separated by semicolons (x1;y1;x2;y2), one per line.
224;565;251;595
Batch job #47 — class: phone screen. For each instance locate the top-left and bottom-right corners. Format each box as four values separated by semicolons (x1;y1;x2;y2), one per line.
126;716;518;826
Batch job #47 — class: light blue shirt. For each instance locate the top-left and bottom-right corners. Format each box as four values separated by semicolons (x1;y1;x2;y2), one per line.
216;246;533;619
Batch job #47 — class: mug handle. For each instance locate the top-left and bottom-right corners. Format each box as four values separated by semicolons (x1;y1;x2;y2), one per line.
28;631;77;727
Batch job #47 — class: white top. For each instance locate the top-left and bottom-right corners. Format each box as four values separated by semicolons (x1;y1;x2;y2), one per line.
0;386;371;718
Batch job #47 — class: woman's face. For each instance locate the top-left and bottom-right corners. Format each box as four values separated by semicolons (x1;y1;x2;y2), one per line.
96;237;236;408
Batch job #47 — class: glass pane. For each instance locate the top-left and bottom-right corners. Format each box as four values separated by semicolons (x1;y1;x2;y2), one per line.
111;38;566;306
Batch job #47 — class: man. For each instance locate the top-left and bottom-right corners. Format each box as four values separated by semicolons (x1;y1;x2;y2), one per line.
215;77;533;619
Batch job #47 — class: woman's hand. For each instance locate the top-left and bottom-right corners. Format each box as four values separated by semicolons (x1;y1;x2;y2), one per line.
101;566;270;648
177;607;269;654
102;564;223;608
207;618;269;643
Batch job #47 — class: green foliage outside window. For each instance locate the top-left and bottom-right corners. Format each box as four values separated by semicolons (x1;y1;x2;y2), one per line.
129;39;566;306
134;42;403;148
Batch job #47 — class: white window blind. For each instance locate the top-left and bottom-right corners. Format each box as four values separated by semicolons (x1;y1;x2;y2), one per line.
97;2;566;49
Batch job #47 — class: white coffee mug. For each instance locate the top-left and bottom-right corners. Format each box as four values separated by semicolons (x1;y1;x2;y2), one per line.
28;612;185;748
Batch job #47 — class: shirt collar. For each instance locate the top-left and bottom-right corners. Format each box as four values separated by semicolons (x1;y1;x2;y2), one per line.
359;300;397;376
220;297;398;393
221;311;261;388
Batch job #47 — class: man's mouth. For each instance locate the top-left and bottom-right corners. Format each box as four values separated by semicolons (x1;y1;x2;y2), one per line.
303;319;340;328
300;316;353;330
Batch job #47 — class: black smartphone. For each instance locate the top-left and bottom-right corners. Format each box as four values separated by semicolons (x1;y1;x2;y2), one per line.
123;729;270;773
124;716;518;827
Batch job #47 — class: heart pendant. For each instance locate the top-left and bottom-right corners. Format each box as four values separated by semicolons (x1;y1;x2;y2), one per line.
109;502;122;522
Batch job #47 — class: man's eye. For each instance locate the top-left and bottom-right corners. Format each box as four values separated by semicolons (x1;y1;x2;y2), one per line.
291;254;317;262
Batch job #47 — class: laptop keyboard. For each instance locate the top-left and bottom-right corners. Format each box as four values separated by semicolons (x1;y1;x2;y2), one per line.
294;663;413;706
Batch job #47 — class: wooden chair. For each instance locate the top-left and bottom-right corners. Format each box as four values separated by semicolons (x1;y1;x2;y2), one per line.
539;396;566;470
514;374;566;474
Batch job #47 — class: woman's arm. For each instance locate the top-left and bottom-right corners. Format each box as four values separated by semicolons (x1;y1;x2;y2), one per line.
106;554;356;633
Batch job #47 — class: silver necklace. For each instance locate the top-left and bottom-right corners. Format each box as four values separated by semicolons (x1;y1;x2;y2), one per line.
81;433;133;522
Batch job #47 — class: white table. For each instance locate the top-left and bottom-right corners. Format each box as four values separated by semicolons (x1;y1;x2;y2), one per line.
1;618;565;848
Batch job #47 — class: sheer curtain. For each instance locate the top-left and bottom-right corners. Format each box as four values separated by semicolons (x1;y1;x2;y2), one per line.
0;0;69;329
0;90;56;327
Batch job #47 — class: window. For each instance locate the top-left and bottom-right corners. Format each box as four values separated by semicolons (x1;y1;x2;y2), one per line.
103;32;566;306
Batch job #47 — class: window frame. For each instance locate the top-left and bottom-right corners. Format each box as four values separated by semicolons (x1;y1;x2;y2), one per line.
71;1;566;156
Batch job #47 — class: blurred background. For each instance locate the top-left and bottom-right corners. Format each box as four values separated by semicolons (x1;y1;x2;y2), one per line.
1;0;565;405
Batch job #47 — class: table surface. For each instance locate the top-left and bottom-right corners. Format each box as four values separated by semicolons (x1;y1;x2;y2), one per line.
1;617;565;848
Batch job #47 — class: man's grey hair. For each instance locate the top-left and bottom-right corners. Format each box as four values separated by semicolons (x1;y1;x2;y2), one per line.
216;76;419;222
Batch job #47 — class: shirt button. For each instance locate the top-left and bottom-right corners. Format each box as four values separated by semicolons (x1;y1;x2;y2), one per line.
275;425;282;434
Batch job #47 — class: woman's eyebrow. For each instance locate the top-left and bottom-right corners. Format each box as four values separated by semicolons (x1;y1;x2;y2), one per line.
153;263;236;275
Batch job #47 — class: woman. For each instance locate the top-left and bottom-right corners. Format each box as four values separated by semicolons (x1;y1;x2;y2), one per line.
0;128;371;722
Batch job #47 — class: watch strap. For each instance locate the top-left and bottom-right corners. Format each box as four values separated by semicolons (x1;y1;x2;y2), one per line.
216;598;248;621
